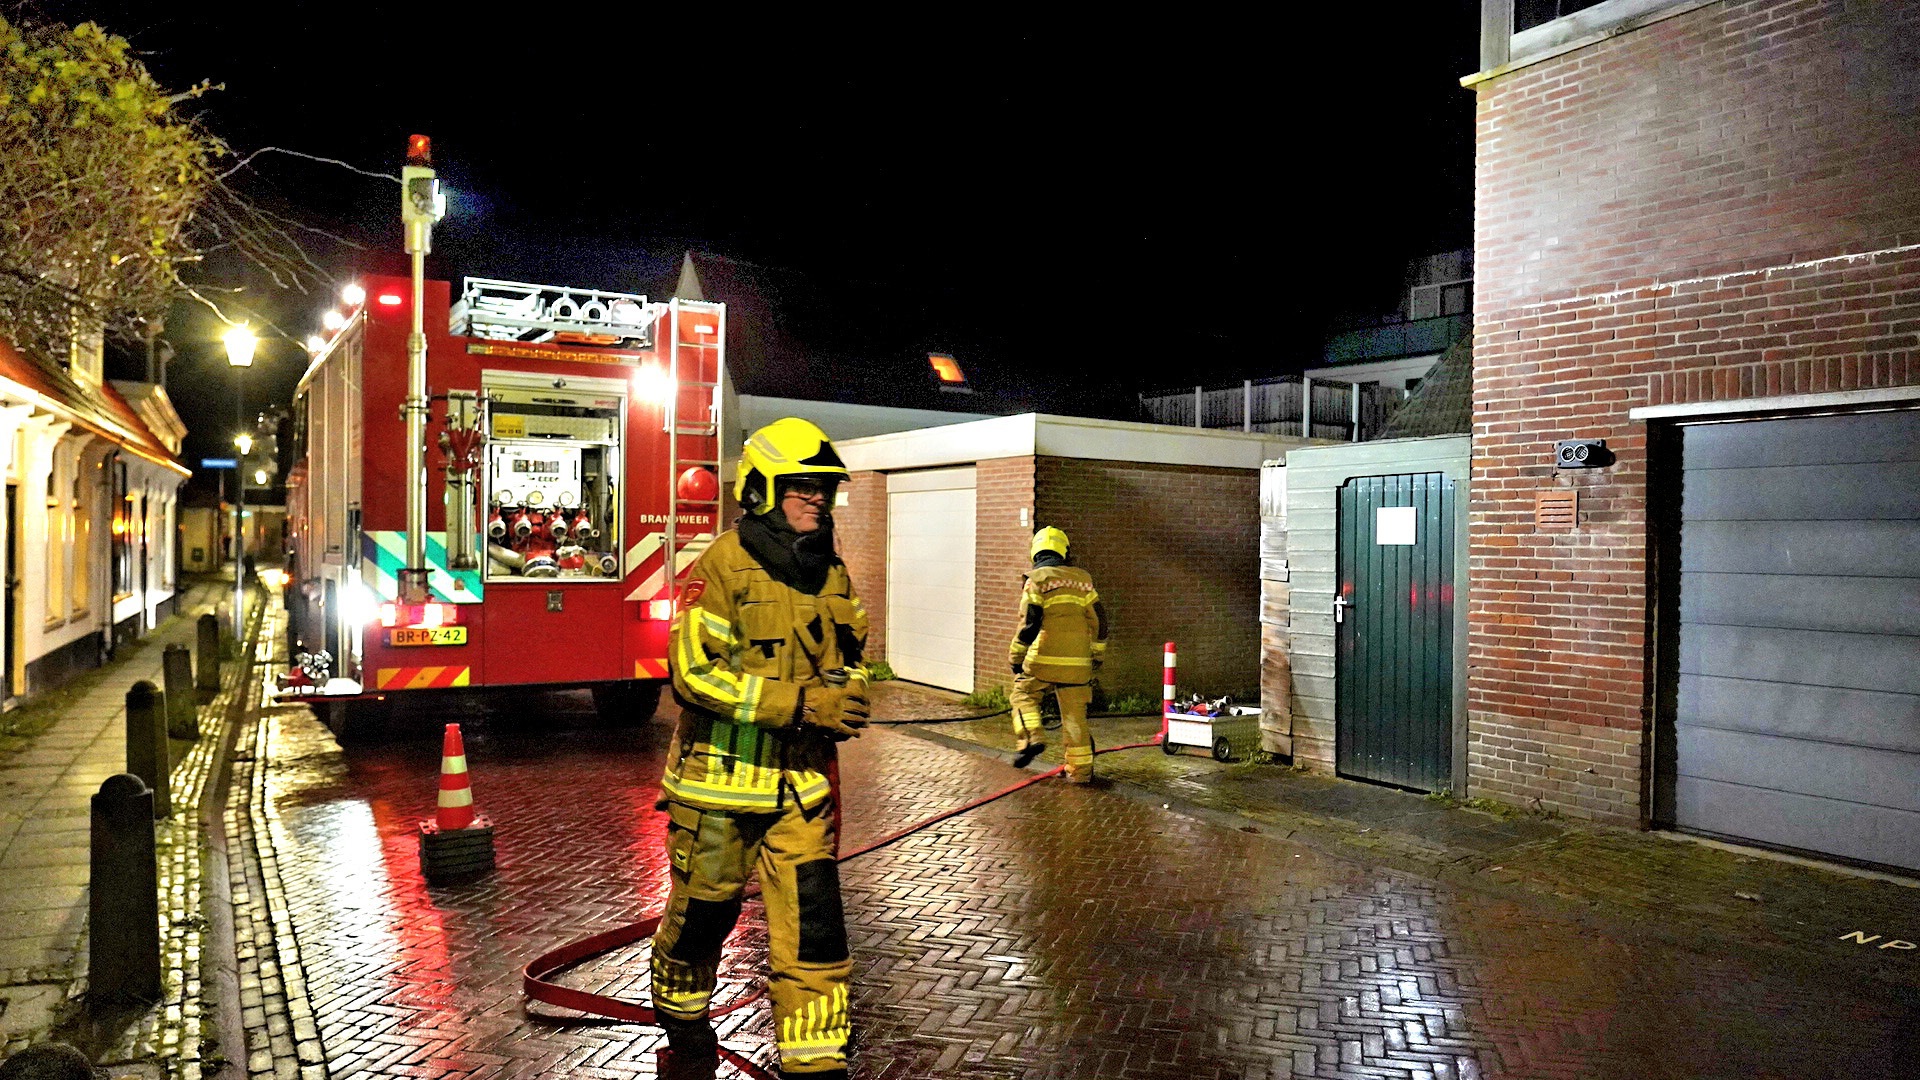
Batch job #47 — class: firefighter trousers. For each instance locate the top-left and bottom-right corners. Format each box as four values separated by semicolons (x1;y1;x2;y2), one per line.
1011;674;1093;779
651;793;851;1074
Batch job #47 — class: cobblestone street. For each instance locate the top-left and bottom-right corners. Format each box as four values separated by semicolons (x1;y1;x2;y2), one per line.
246;694;1912;1080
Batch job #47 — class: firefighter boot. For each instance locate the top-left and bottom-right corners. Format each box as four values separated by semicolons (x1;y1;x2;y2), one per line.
1009;675;1048;767
1059;684;1095;783
1012;734;1046;769
657;1014;719;1080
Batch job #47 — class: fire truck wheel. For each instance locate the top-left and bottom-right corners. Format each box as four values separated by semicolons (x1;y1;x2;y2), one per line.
1212;736;1232;763
1161;736;1178;756
592;680;664;725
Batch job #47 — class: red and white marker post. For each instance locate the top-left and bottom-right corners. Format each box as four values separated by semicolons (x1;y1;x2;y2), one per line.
1161;641;1177;744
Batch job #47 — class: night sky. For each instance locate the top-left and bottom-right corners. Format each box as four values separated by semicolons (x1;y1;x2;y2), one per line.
24;2;1482;493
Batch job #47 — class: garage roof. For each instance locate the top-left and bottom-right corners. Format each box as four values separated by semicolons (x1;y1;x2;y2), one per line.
838;413;1323;472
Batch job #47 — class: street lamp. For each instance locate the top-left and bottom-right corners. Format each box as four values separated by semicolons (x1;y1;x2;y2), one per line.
225;325;256;637
223;326;256;368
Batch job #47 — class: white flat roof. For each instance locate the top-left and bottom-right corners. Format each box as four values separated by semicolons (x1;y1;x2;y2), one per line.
837;413;1325;472
739;395;993;441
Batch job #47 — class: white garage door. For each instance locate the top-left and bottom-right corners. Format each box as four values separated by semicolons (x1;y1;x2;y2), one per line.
886;467;976;692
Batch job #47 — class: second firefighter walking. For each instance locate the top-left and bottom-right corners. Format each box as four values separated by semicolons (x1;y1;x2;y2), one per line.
1008;526;1109;781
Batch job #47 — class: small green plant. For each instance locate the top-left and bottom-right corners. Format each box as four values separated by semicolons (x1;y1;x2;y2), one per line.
864;659;895;682
961;686;1009;711
1460;796;1525;819
1102;692;1159;716
1432;794;1563;821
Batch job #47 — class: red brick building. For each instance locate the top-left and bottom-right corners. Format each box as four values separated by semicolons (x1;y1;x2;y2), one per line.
833;414;1313;702
1466;0;1919;869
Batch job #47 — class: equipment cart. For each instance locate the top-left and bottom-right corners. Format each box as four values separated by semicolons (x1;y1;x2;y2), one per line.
1162;705;1261;762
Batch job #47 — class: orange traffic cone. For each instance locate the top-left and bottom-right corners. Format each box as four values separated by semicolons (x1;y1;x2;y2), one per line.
436;723;476;829
419;722;495;884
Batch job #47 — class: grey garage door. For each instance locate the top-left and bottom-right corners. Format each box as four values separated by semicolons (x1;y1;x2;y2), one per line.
1674;409;1920;871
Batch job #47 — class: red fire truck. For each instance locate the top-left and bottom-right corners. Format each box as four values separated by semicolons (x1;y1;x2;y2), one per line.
283;274;724;731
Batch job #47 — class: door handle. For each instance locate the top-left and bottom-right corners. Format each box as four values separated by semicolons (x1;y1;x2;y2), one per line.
1332;595;1353;624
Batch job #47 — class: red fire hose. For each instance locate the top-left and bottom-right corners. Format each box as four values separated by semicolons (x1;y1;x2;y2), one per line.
522;738;1161;1077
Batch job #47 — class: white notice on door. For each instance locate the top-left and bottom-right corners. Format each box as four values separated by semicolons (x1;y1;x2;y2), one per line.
1376;506;1416;545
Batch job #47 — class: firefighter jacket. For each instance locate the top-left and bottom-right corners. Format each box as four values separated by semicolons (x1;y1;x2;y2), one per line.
1009;564;1107;685
663;529;869;813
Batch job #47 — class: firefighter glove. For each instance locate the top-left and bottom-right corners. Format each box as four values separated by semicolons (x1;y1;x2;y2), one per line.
801;685;869;739
1011;662;1023;675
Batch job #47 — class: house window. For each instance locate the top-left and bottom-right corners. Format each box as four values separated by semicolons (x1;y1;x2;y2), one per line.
1477;0;1703;78
1409;279;1473;321
71;471;89;615
44;462;63;623
157;495;172;589
1514;0;1607;32
112;461;132;599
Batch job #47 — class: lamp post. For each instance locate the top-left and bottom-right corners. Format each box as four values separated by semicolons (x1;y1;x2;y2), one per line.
224;326;256;638
399;134;446;606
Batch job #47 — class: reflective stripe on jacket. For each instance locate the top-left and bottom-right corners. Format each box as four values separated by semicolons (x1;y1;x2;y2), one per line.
663;529;869;811
1009;565;1106;685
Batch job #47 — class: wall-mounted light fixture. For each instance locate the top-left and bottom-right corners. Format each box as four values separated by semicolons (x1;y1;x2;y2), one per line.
1554;439;1614;468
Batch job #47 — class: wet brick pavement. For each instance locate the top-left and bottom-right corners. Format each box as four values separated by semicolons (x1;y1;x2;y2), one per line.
871;684;1920;1001
0;579;241;1078
247;690;1914;1079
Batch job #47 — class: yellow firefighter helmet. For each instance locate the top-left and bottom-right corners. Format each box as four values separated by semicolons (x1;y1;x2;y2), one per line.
1030;526;1070;561
735;417;849;516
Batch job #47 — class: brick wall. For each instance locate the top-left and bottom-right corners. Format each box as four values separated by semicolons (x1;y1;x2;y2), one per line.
973;458;1036;692
1470;0;1920;823
835;469;888;660
1035;458;1259;704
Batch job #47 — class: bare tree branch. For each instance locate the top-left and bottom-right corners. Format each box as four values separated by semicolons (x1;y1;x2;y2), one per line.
219;145;400;185
2;14;356;366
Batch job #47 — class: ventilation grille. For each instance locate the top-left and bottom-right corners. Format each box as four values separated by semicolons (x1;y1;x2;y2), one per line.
1535;489;1578;530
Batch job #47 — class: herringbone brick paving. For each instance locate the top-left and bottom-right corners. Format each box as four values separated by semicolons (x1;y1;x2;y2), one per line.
254;700;1912;1079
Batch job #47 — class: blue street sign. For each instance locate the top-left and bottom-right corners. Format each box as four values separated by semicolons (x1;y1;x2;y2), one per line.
201;458;238;469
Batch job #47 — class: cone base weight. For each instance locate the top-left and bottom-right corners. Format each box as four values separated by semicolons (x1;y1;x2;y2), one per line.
419;815;495;884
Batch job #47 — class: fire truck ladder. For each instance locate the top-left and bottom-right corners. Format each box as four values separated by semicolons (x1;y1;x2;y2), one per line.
662;299;726;609
452;278;660;345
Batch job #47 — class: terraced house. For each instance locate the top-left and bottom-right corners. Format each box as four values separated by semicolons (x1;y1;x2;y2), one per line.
0;328;187;704
1464;0;1919;871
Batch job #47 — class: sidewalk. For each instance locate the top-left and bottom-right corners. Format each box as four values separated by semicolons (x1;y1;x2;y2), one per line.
868;679;1920;1005
0;577;243;1077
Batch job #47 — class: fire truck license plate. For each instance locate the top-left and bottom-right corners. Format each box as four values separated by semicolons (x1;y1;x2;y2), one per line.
388;627;467;646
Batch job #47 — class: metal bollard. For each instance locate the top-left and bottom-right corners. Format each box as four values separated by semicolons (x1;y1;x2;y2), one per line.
125;681;171;819
162;644;197;739
196;612;221;702
90;773;161;1004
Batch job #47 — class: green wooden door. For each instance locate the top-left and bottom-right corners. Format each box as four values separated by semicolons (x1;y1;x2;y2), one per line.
1335;473;1456;791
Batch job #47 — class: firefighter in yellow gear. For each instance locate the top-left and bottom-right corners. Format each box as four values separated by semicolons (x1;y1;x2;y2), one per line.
1008;526;1109;782
652;417;866;1080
